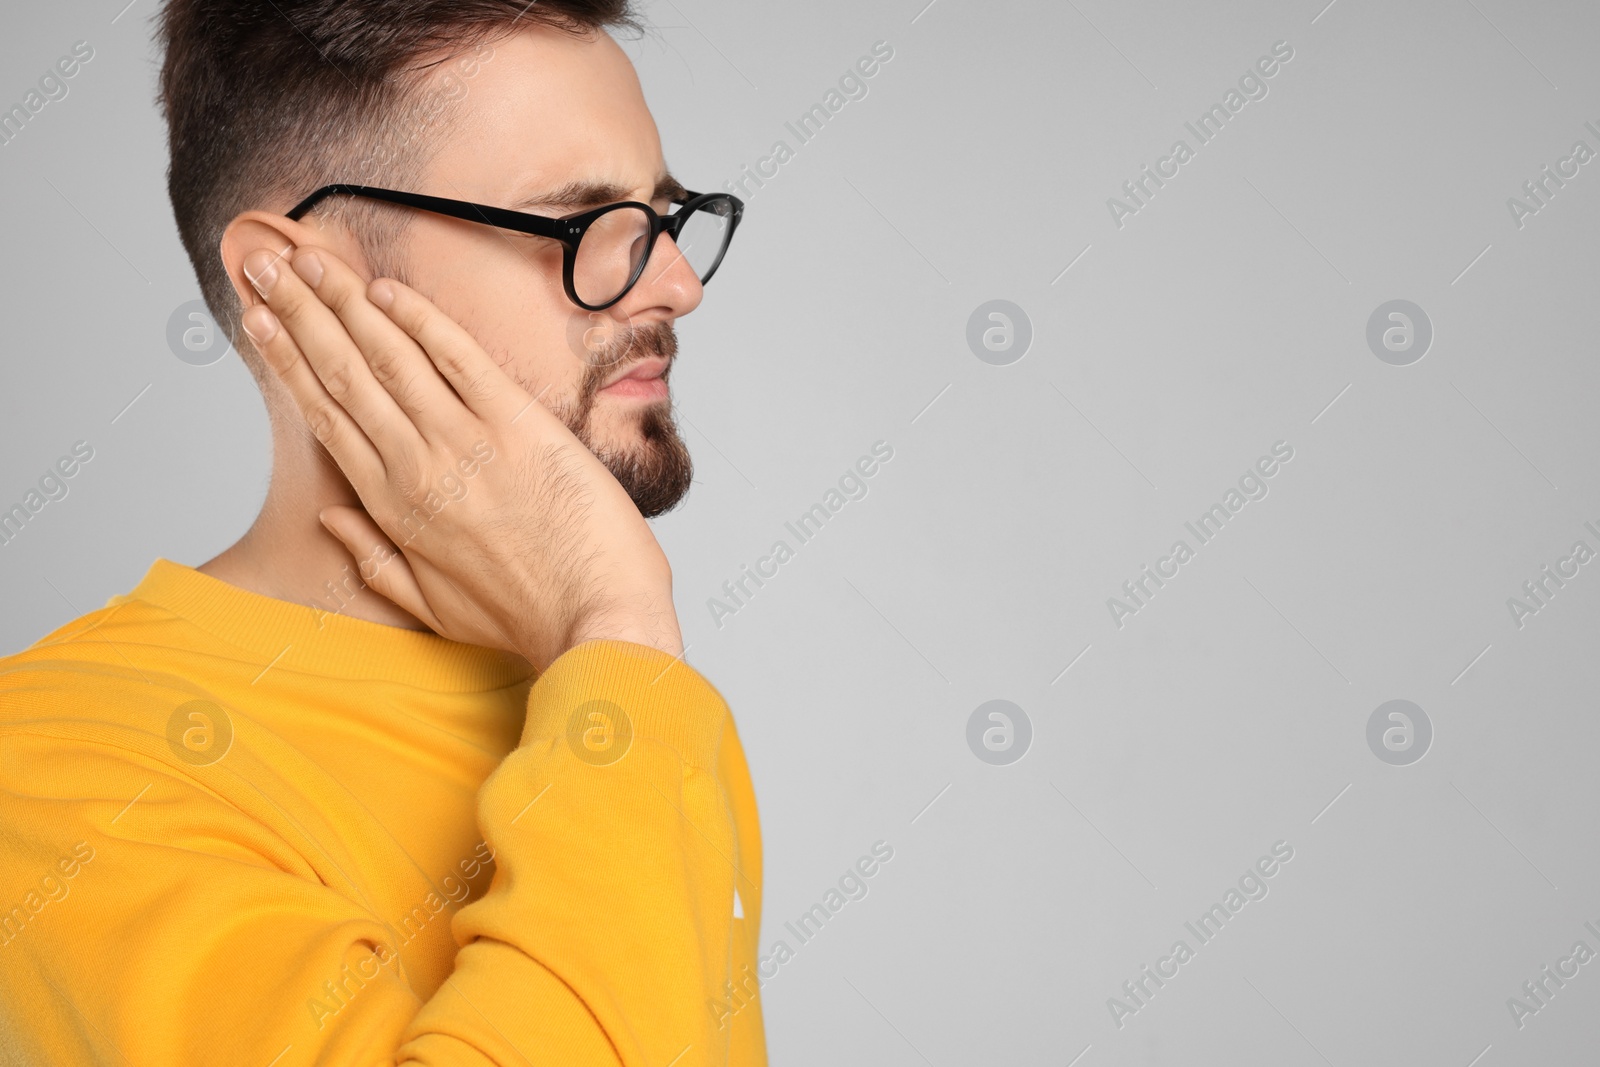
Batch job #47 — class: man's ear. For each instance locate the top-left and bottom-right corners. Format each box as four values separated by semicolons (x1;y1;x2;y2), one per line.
219;210;338;309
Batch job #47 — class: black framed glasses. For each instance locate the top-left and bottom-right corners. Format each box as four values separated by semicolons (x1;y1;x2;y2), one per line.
285;184;744;312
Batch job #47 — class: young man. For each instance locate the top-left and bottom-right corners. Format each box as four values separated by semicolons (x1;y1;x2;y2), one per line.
0;2;764;1063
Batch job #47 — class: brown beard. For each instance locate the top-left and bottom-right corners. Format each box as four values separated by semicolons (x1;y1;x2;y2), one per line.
547;319;694;519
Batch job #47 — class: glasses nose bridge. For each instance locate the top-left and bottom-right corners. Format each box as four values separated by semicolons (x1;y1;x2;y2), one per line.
642;222;699;291
639;202;699;276
657;207;689;243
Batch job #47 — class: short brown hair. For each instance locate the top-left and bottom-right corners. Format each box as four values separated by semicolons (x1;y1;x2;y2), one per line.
157;0;638;380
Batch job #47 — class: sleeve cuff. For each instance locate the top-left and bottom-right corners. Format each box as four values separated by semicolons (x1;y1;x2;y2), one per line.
521;640;729;770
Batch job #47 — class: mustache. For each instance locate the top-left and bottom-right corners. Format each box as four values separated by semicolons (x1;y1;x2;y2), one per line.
493;318;681;436
570;319;679;421
586;318;677;371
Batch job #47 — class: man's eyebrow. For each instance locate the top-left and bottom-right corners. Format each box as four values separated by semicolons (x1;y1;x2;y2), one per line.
509;174;688;213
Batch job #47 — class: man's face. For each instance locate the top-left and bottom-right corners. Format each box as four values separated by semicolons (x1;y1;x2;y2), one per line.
383;25;700;516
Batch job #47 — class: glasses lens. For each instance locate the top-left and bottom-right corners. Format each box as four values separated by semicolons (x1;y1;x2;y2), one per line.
572;205;653;306
676;198;734;282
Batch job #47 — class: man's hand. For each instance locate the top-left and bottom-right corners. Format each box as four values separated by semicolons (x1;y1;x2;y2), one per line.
238;243;683;671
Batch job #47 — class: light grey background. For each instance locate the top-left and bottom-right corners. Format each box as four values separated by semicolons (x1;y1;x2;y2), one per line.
4;0;1599;1063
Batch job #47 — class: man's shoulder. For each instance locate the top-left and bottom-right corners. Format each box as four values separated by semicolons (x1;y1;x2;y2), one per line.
0;594;229;733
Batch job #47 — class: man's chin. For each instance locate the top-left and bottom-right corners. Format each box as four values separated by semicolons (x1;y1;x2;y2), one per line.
581;404;694;518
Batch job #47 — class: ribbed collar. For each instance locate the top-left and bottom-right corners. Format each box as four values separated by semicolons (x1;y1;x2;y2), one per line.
110;558;533;692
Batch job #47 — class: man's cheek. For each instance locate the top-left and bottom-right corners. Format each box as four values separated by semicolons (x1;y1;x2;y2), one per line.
566;311;629;368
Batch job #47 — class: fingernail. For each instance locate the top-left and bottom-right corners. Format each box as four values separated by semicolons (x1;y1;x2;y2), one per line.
243;250;280;296
241;305;279;345
293;251;324;288
368;279;395;309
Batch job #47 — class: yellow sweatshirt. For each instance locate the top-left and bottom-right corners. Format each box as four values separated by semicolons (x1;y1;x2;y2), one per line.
0;559;766;1065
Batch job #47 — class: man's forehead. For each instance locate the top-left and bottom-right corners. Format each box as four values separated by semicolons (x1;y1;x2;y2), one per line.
421;26;668;211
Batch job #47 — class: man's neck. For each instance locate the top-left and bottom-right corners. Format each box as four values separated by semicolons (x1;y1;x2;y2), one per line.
197;441;429;633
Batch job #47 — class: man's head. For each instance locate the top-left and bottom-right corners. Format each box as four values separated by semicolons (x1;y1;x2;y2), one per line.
158;1;700;516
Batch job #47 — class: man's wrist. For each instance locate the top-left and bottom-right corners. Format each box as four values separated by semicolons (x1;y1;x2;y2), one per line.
560;612;684;662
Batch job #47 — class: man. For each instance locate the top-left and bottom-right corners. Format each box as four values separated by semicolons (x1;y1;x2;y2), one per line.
0;2;764;1063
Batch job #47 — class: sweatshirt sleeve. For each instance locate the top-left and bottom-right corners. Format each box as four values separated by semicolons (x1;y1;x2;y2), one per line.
0;640;751;1066
397;639;746;1065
